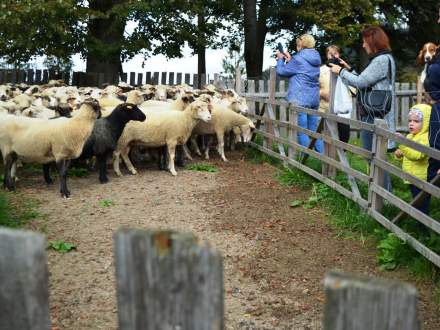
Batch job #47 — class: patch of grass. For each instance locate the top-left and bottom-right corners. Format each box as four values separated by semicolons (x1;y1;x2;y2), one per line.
99;199;114;207
68;168;90;177
0;191;42;228
185;163;219;173
48;240;76;253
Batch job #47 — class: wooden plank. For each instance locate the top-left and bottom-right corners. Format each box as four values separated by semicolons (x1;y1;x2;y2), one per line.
17;70;25;83
42;69;49;83
300;119;324;164
98;72;105;87
266;68;276;149
288;107;298;159
245;96;376;131
176;72;182;84
153;72;159;84
185;73;191;85
250;142;369;208
121;72;128;83
193;74;199;88
248;114;373;159
0;228;51;330
168;72;175;85
376;126;440;161
266;103;287;166
323;72;338;178
374;159;440;199
370;209;440;268
247;80;255;116
27;69;34;84
200;73;206;88
256;130;370;183
279;80;287;137
393;175;440;223
401;82;410;128
370;119;388;212
145;72;152;84
416;76;423;104
161;72;167;85
371;183;440;235
0;69;5;84
326;119;362;200
114;228;224;330
324;271;419;330
130;72;136;86
235;67;241;94
137;73;143;86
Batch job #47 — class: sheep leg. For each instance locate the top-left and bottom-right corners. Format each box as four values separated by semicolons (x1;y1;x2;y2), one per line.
182;144;193;160
157;147;167;171
97;155;109;183
216;132;228;162
3;153;17;191
121;148;137;175
56;159;71;198
167;144;177;176
204;136;212;160
190;135;202;156
43;163;53;185
113;151;123;177
229;131;236;151
175;145;185;167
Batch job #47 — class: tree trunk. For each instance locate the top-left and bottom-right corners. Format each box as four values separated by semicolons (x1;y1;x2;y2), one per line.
86;0;126;78
243;0;268;79
197;11;206;88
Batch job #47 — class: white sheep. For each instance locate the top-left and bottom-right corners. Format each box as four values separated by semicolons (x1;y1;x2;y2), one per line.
113;99;212;176
190;105;255;162
0;99;101;197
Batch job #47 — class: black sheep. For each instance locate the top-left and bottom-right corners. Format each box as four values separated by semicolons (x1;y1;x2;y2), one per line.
79;103;146;183
43;103;146;184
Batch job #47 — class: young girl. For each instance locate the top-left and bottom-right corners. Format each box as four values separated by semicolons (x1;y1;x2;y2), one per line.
395;104;432;214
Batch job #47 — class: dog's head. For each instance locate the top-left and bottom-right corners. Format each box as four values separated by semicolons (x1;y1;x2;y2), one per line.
417;42;438;65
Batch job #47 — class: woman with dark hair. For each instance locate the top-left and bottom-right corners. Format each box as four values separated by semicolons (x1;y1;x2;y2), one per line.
329;26;396;190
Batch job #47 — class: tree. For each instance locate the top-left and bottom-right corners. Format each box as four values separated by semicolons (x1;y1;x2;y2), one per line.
221;43;246;79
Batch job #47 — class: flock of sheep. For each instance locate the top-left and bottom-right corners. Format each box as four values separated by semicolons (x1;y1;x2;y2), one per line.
0;80;254;198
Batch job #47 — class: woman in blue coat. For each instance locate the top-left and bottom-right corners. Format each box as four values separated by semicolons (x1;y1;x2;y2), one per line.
276;34;322;153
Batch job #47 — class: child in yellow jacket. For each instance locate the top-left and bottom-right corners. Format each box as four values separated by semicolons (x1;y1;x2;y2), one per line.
395;104;431;214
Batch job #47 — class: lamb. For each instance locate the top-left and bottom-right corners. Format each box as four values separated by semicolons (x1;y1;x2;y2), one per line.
113;99;212;176
190;105;255;162
0;99;101;198
73;103;146;183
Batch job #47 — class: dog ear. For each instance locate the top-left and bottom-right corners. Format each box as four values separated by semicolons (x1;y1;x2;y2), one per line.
416;47;425;66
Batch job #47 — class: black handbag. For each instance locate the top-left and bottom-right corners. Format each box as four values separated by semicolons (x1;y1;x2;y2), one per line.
356;56;393;119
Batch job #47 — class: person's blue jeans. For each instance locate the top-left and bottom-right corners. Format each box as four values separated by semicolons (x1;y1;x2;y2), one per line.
360;115;392;192
298;111;323;153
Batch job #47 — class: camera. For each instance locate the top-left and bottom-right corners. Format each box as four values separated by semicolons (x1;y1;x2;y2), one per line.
326;57;344;68
276;42;284;54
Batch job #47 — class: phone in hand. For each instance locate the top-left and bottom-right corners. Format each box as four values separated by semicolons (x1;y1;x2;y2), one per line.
276;42;284;54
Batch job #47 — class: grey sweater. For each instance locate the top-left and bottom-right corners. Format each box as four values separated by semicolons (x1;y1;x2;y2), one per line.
340;54;396;148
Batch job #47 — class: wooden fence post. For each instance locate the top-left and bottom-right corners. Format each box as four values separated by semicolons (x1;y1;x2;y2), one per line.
0;228;50;330
323;271;419;330
235;67;242;94
114;228;224;330
266;67;276;149
322;72;338;178
370;119;389;212
416;76;423;104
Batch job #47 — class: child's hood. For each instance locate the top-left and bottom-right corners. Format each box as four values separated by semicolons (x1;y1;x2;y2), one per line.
410;104;431;135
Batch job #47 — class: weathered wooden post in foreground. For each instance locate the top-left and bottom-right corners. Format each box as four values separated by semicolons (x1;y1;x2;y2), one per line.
0;228;50;330
114;228;224;330
323;271;419;330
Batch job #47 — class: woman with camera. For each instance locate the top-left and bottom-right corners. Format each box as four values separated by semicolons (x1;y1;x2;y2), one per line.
276;34;322;153
329;26;396;190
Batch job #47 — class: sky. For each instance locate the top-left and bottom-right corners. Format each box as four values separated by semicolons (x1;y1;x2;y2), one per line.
66;43;277;77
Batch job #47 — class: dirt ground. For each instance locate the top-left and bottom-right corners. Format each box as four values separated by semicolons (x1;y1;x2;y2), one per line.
13;150;440;329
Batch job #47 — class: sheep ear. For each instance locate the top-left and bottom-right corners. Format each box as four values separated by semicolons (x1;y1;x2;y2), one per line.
182;95;189;103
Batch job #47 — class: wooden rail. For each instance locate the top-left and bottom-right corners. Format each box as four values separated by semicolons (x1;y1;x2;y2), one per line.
242;67;440;268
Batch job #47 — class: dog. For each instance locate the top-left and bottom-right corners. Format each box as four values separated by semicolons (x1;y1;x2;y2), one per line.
417;42;438;83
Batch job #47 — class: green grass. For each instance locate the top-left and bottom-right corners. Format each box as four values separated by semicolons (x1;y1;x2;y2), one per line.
99;199;114;207
185;163;219;173
0;191;42;228
244;138;440;281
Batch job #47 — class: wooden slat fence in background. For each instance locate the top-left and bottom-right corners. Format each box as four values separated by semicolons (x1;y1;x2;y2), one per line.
241;67;440;269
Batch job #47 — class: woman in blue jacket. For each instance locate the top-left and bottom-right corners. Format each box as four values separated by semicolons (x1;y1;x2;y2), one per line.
276;34;322;153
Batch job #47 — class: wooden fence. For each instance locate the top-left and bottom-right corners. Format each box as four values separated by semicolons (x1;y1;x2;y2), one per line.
0;227;421;329
242;67;440;269
0;68;221;88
